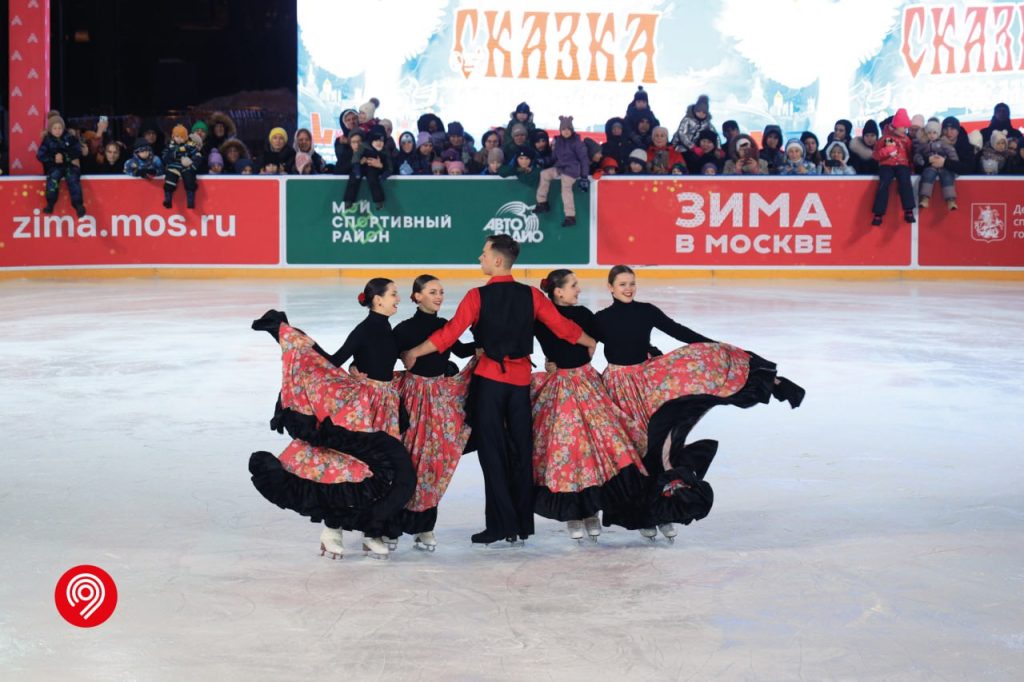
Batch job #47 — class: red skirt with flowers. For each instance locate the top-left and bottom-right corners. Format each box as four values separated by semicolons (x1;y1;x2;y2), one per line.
530;364;650;521
247;312;415;535
600;343;781;530
388;359;476;534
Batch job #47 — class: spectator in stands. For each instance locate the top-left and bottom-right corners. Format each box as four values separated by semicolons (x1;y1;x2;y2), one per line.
445;159;466;176
207;112;237;150
235;158;254;175
220;139;251;175
760;125;785;174
263;127;296;174
335;128;364;176
849;120;879;174
379;119;398;158
430;158;446;175
124;138;163;178
191;121;209;148
801;132;823;169
700;162;718;175
722;120;741;143
628;111;657;152
978;130;1010;175
909;114;926;145
414;132;437;175
473;130;501;172
118;114;142;149
162;124;201;208
345;129;391;208
532;129;553;170
598;156;619;177
684;129;723;174
207;149;225;175
584;138;604;177
723;134;768;175
672;94;716;152
140;119;166;156
80;130;105;174
294;152;313;175
870;108;915;226
503;123;530;164
602;117;629;167
294;128;328;174
914;120;959;210
827;119;852;146
338;108;359;141
357;98;381;133
480;148;504;175
624;86;660;136
94;141;126;175
625;148;649;175
821;141;855;175
504;102;537;145
37;113;86;216
1005;138;1024;174
535;116;589;227
648;126;685;173
394;131;420;175
417;112;447;149
445;122;477;170
779;139;819;175
499;146;539;187
979;102;1022;146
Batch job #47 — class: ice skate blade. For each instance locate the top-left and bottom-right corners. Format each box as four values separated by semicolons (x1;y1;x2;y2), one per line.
384;541;398;551
361;544;390;560
472;541;513;550
413;542;436;552
319;542;344;560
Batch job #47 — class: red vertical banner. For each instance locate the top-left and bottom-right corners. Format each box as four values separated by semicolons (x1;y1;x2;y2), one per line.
8;0;50;175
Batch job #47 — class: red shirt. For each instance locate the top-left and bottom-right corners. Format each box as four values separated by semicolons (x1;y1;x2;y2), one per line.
428;275;584;386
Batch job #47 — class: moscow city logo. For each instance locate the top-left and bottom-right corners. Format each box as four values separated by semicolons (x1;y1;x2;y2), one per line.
970;203;1006;243
483;201;544;243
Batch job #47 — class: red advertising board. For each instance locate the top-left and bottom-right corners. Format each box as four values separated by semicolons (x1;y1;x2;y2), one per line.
597;178;912;266
917;179;1024;267
0;177;280;266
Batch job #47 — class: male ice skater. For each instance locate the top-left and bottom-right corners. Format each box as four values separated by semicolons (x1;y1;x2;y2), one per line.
401;235;596;546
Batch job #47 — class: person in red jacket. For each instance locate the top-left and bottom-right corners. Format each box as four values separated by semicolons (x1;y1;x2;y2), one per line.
401;235;598;547
871;108;916;226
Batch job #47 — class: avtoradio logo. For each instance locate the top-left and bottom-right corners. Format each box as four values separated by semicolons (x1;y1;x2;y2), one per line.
55;565;118;627
482;201;544;243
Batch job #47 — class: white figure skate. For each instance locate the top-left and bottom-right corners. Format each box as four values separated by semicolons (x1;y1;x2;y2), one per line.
413;531;437;552
319;527;344;560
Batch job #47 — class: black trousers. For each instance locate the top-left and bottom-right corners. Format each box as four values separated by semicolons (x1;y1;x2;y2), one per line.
474;377;535;538
872;165;915;215
344;167;385;204
45;166;83;208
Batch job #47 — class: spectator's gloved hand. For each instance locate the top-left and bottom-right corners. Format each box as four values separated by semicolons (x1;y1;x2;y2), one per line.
576;177;590;193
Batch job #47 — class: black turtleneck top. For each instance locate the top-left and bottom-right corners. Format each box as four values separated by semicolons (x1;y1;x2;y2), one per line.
327;310;399;381
594;299;713;366
535;304;598;369
393;308;476;377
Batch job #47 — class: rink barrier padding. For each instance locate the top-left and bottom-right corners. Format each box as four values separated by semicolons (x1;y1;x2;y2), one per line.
2;176;1022;273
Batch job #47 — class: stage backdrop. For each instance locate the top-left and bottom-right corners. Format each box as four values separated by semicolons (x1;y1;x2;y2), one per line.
297;0;1024;163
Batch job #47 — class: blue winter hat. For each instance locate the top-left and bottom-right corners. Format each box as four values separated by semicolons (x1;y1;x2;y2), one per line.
447;121;465;137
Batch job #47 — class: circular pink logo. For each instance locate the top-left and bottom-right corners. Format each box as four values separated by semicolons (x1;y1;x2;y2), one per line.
54;565;118;627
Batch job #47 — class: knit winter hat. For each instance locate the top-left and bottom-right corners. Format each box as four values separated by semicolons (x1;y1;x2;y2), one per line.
600;156;619;169
968;129;984;150
558;115;574;132
430;159;445;171
628;148;648;163
268;127;288;142
445;159;466;173
515;102;531;115
891;109;912;129
191;120;209;134
784;138;805;154
171;124;189;140
487;148;504;165
514;145;535;160
990;129;1008;147
47;114;66;132
234;158;254;173
924;121;941;136
697;129;718;144
440;148;460;163
207;149;224;167
910;114;925;128
633;86;649;103
132;137;151;152
399;131;415;146
447;121;465;137
294;152;312;172
941;116;960;131
700;162;717;174
359;98;380;118
863;119;880;136
510;123;528;138
416;131;432;147
694;95;710;115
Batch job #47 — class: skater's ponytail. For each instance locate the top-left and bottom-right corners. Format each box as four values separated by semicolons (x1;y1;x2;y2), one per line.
360;277;394;308
607;264;635;285
411;273;440;303
540;269;574;300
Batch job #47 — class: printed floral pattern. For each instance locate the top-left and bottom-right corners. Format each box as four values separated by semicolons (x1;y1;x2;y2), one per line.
277;438;373;483
396;359;476;512
602;342;751;428
530;364;648;493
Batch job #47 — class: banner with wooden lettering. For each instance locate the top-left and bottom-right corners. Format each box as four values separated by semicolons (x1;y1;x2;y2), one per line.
596;178;912;266
917;178;1024;267
0;177;280;267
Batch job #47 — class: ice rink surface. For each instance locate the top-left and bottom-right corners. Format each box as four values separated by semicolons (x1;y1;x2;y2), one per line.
1;275;1022;681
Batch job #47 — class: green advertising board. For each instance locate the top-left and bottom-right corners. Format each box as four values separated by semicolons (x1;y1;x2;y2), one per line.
286;177;589;264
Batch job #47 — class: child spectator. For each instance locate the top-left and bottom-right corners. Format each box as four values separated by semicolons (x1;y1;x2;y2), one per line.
1005;137;1024;174
602;117;629;166
700;162;718;175
37;114;86;216
263;127;296;174
414;132;436;175
535;116;589;227
672;94;717;152
444;122;475;165
260;160;282;175
294;128;327;174
430;158;446;175
849;120;879;174
723;134;769;175
417;112;447;149
206;112;237;151
779;139;819;175
827;119;852;146
379;119;399;158
800;132;823;169
474;130;501;172
503;123;530;165
357;98;381;133
684;129;724;174
504;102;537;144
207;149;225;175
909;114;926;145
293;153;312;175
532;129;553;170
139;119;166;156
821;141;855;175
627;111;656;151
481;148;504;175
190;121;209;148
499;146;540;187
124;138;164;178
979;130;1011;175
344;129;391;208
648;126;685;172
445;159;466;176
333;128;364;176
625;148;649;174
234;158;254;175
162;124;201;209
599;156;619;177
584;138;604;177
722;120;741;143
394;131;419;175
914;120;959;210
870;108;916;226
219;139;251;175
760;125;786;174
95;141;126;175
624;86;660;136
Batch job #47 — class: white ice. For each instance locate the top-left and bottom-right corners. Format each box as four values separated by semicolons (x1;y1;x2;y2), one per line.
1;276;1022;680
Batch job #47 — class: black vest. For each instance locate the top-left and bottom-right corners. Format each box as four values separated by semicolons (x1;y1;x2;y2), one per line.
475;282;534;370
